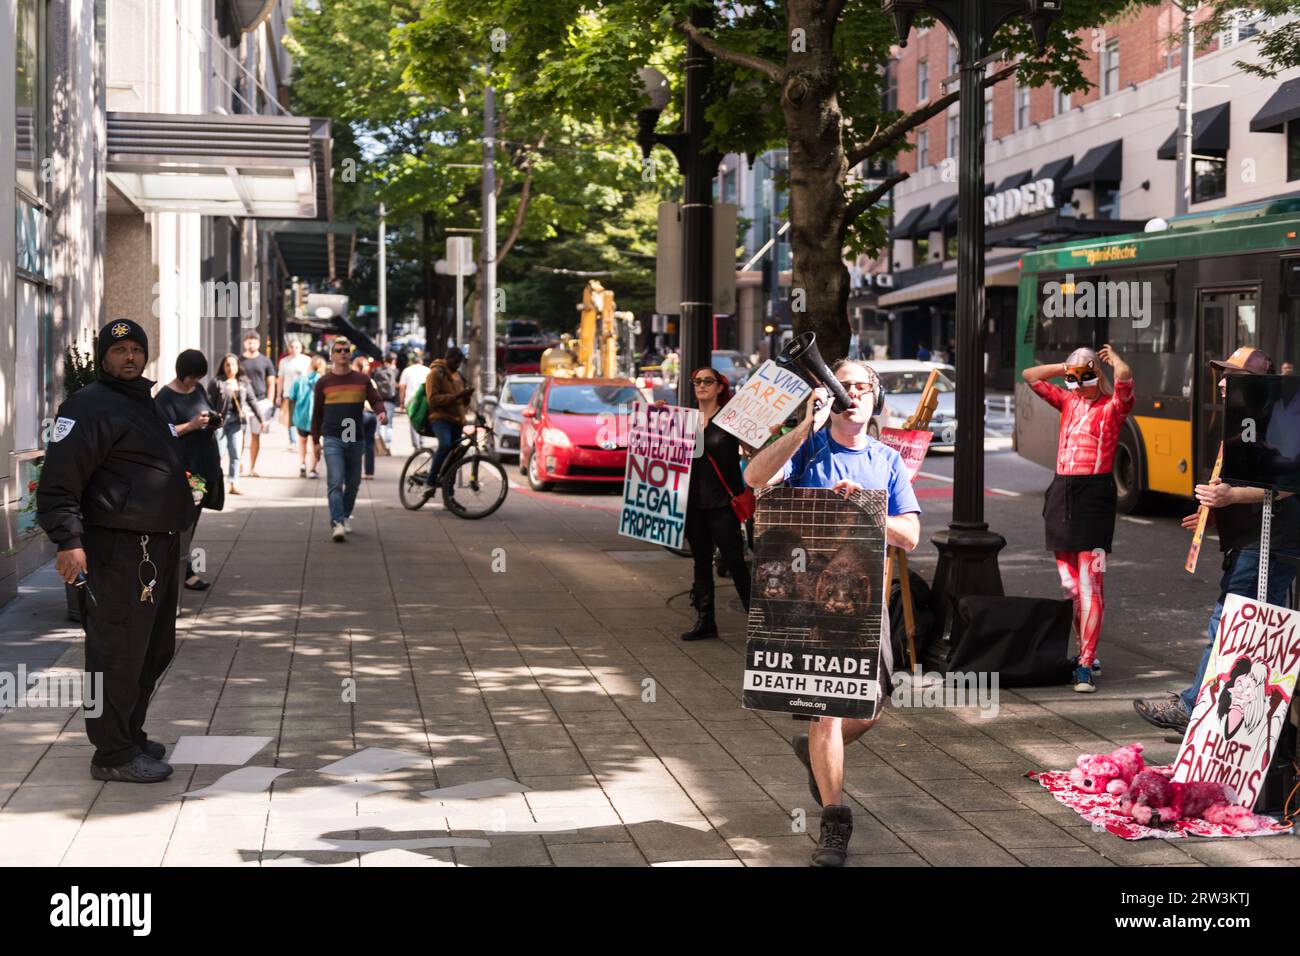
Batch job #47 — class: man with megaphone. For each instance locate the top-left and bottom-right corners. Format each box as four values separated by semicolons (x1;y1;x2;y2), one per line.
746;353;921;867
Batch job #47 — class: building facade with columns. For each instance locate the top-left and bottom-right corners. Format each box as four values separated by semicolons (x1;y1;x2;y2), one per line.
1;0;339;606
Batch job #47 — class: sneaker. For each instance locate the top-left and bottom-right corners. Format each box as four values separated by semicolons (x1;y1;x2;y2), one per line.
343;516;353;534
1133;694;1189;732
299;465;307;478
90;754;173;783
1072;665;1097;694
139;740;166;760
792;733;822;807
308;469;319;479
810;805;853;867
1091;659;1102;676
331;522;346;542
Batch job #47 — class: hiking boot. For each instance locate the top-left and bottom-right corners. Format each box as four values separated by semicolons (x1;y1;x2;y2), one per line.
810;805;853;867
1072;665;1096;694
1133;694;1189;732
792;733;822;807
90;754;173;784
680;586;718;641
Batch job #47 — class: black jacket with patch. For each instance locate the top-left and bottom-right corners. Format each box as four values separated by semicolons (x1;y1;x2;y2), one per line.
37;376;197;552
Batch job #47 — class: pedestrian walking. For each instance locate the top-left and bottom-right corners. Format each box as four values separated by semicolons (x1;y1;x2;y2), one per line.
681;366;751;641
36;319;196;783
398;351;429;449
311;337;388;541
352;355;379;480
278;338;311;450
1134;347;1300;733
421;348;473;498
289;354;325;478
1021;344;1133;693
208;354;266;496
744;359;921;867
238;331;276;477
371;352;400;449
155;349;224;591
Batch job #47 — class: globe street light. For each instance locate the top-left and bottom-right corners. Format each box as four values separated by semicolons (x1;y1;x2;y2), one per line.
882;0;1062;663
636;6;721;408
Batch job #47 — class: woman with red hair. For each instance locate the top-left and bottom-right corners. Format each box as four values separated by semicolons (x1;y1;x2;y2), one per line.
681;367;752;640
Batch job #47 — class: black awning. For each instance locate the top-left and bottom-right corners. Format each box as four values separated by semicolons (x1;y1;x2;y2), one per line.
889;203;929;240
1157;102;1231;159
993;170;1033;193
1061;140;1123;188
916;195;958;233
1250;78;1300;133
1035;156;1074;184
261;220;357;281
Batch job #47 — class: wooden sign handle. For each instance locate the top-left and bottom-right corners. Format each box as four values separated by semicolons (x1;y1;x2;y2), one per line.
1185;442;1224;574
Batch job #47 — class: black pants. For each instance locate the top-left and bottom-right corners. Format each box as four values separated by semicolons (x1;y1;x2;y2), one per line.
685;505;751;610
81;527;180;767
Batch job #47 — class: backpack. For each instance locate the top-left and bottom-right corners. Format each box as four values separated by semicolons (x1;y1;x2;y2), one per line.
406;383;434;436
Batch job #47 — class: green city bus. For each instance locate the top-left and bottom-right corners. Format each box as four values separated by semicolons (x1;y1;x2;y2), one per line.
1014;196;1300;513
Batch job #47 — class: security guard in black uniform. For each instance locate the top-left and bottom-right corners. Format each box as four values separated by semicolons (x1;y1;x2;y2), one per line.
37;319;196;783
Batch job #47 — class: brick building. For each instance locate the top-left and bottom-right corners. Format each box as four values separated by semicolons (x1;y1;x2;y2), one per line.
880;4;1300;388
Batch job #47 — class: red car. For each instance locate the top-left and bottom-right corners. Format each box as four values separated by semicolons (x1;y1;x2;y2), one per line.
520;377;642;491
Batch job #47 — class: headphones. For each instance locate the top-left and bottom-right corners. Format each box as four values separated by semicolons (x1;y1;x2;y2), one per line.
858;364;886;416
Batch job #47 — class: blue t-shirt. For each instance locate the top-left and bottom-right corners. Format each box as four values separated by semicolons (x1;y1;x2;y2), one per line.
780;430;922;517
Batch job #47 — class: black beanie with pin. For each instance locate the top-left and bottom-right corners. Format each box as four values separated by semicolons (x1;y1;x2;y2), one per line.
96;319;150;365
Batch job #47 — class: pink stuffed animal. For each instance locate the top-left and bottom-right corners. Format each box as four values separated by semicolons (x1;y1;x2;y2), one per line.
1069;743;1146;796
1118;769;1180;825
1117;770;1259;832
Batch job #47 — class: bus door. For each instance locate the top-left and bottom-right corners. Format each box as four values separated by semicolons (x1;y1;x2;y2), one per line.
1195;287;1260;480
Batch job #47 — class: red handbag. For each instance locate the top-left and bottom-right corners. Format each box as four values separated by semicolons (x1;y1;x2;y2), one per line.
706;453;756;523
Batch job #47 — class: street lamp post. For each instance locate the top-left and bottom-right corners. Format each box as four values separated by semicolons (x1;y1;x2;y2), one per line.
636;4;721;408
883;0;1062;662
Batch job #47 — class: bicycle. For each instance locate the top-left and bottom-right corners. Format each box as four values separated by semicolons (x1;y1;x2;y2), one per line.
398;413;509;519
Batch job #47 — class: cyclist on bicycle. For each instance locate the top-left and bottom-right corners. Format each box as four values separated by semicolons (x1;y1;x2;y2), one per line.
423;347;474;499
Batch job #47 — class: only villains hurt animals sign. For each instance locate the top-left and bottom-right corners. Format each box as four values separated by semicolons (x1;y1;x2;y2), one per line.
618;401;699;550
714;360;812;449
1172;594;1300;809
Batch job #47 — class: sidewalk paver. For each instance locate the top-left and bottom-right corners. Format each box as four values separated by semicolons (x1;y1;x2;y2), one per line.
1;429;1296;867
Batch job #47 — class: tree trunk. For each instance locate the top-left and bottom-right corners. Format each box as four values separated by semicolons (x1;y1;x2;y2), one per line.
783;0;851;363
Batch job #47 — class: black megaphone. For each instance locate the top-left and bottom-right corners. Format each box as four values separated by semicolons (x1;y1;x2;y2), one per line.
777;332;854;413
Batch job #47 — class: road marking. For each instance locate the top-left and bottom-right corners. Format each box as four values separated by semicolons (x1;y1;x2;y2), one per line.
988;488;1020;497
1120;516;1153;525
917;471;953;483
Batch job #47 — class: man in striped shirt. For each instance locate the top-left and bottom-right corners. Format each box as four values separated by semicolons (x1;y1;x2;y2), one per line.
310;337;388;541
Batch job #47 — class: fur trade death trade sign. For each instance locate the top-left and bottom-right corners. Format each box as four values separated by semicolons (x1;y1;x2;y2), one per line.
618;401;699;550
743;487;888;720
714;360;812;449
1172;595;1300;809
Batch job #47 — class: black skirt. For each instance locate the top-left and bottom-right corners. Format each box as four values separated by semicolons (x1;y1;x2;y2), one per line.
1043;473;1117;553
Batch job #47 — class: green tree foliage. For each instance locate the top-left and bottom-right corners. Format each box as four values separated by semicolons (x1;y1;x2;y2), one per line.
416;0;1164;360
1199;1;1300;77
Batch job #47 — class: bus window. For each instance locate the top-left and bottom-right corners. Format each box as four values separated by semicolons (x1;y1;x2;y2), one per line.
1283;258;1300;372
1101;269;1176;354
1036;275;1098;352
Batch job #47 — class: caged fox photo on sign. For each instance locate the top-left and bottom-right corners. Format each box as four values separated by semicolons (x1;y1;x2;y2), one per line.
743;487;888;722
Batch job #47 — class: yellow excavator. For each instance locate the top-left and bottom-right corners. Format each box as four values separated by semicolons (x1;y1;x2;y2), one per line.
540;280;636;378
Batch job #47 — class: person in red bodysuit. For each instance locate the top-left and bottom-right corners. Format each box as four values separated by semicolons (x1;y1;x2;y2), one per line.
1022;344;1133;693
